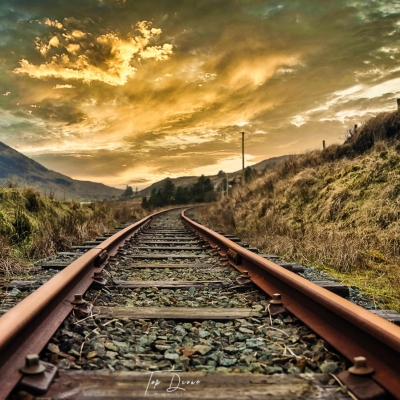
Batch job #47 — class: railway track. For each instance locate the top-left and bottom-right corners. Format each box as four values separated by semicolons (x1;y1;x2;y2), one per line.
0;207;399;399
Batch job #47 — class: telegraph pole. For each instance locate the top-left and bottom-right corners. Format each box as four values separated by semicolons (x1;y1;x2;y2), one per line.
242;131;245;184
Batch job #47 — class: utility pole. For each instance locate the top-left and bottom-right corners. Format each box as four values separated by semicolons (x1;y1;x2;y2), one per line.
241;131;245;184
226;172;228;196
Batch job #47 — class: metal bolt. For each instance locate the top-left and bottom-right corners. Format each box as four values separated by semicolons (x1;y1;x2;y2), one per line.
348;356;374;375
241;270;249;277
71;294;86;305
19;354;46;375
93;272;102;279
269;293;283;305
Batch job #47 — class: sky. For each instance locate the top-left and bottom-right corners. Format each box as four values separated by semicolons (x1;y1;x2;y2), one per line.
1;0;400;189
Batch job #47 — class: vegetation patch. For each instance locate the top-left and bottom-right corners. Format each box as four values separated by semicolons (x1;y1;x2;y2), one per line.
141;175;217;209
196;111;400;311
0;188;147;280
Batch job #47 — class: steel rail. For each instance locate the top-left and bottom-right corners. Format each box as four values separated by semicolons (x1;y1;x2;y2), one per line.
182;210;400;399
0;209;176;400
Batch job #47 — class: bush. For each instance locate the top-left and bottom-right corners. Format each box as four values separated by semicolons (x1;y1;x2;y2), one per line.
12;208;32;243
23;187;42;213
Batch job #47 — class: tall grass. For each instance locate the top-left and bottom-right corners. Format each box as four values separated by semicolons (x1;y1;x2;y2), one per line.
196;110;400;310
0;189;147;277
0;238;29;278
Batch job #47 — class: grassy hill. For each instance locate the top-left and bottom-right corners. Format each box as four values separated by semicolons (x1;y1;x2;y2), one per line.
196;110;400;311
140;155;289;196
0;142;123;201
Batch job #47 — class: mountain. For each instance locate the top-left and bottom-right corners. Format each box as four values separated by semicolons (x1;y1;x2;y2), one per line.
139;154;289;196
0;141;123;200
234;155;291;173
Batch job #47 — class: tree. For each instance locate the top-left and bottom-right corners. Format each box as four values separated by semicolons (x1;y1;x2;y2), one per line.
161;178;175;204
122;185;134;198
175;186;190;204
141;196;150;209
191;175;214;202
217;170;225;178
244;167;256;182
148;188;164;207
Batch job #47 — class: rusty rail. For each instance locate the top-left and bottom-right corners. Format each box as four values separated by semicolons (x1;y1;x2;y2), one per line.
182;210;400;399
0;210;168;400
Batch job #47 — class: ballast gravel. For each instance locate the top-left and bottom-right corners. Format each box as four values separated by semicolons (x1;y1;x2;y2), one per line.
42;313;345;375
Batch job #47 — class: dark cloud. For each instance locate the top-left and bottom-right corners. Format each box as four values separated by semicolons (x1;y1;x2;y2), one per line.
33;102;86;124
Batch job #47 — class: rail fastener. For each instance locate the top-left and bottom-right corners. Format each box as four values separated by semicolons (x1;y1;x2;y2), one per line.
18;355;57;396
338;357;386;400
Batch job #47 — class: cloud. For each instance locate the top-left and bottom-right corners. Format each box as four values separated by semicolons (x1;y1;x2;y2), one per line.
36;35;60;56
53;84;75;89
44;18;63;30
13;20;174;86
65;43;80;55
3;0;400;189
226;55;300;88
290;77;400;127
291;115;308;127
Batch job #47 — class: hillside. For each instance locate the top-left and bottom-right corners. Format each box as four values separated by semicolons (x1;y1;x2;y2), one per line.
0;142;123;200
140;155;289;196
196;110;400;311
0;186;147;280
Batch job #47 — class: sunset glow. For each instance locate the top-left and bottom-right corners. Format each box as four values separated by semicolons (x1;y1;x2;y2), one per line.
1;1;400;189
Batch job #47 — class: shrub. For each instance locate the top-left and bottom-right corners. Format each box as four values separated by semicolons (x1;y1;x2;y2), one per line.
11;207;32;243
23;187;42;213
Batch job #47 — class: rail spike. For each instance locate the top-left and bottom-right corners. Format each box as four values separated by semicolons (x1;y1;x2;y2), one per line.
95;249;108;267
227;248;242;265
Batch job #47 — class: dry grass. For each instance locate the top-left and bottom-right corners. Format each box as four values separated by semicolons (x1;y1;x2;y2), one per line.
0;190;149;278
0;237;33;279
28;200;147;259
110;199;147;224
196;111;400;311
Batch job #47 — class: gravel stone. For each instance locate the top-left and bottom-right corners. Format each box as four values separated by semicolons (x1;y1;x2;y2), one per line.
198;329;210;338
193;344;213;355
319;361;339;374
219;356;237;366
105;351;118;359
239;327;254;334
104;342;118;351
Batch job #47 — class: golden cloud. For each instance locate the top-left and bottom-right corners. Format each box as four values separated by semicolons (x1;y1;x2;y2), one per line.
65;43;80;55
53;84;75;89
227;55;300;88
14;21;173;86
44;18;63;30
35;35;61;56
140;44;174;60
